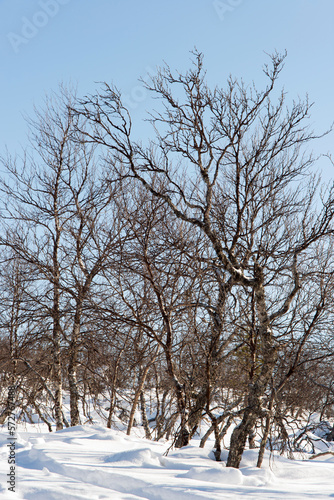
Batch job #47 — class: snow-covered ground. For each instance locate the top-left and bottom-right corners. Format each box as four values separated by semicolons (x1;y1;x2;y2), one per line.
1;422;334;500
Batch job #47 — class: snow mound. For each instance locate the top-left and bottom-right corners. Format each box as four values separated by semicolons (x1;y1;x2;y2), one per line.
182;466;243;485
105;447;161;467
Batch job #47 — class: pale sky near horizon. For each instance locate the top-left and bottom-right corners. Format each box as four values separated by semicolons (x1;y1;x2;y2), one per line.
1;0;333;180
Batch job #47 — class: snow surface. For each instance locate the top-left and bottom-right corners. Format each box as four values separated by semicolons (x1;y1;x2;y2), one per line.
1;423;334;499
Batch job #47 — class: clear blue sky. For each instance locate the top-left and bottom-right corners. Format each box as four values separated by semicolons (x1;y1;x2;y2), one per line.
1;0;334;180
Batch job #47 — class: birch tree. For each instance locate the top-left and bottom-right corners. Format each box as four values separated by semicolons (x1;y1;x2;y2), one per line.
73;51;334;466
0;87;96;429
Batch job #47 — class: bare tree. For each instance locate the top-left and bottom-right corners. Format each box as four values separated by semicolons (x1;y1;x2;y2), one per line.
0;87;97;429
0;249;64;429
73;51;334;466
58;160;124;426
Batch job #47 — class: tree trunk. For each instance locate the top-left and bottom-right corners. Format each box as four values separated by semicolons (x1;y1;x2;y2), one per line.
172;378;189;448
165;330;189;448
107;372;118;429
326;427;334;442
212;416;222;461
257;393;275;468
52;197;64;431
227;265;278;467
188;388;208;439
127;362;152;435
174;414;190;448
227;408;257;468
53;285;64;431
140;391;152;440
227;341;277;468
248;427;257;449
68;309;82;427
68;359;80;426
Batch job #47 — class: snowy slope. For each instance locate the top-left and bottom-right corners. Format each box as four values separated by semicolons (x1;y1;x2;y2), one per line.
1;424;334;500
